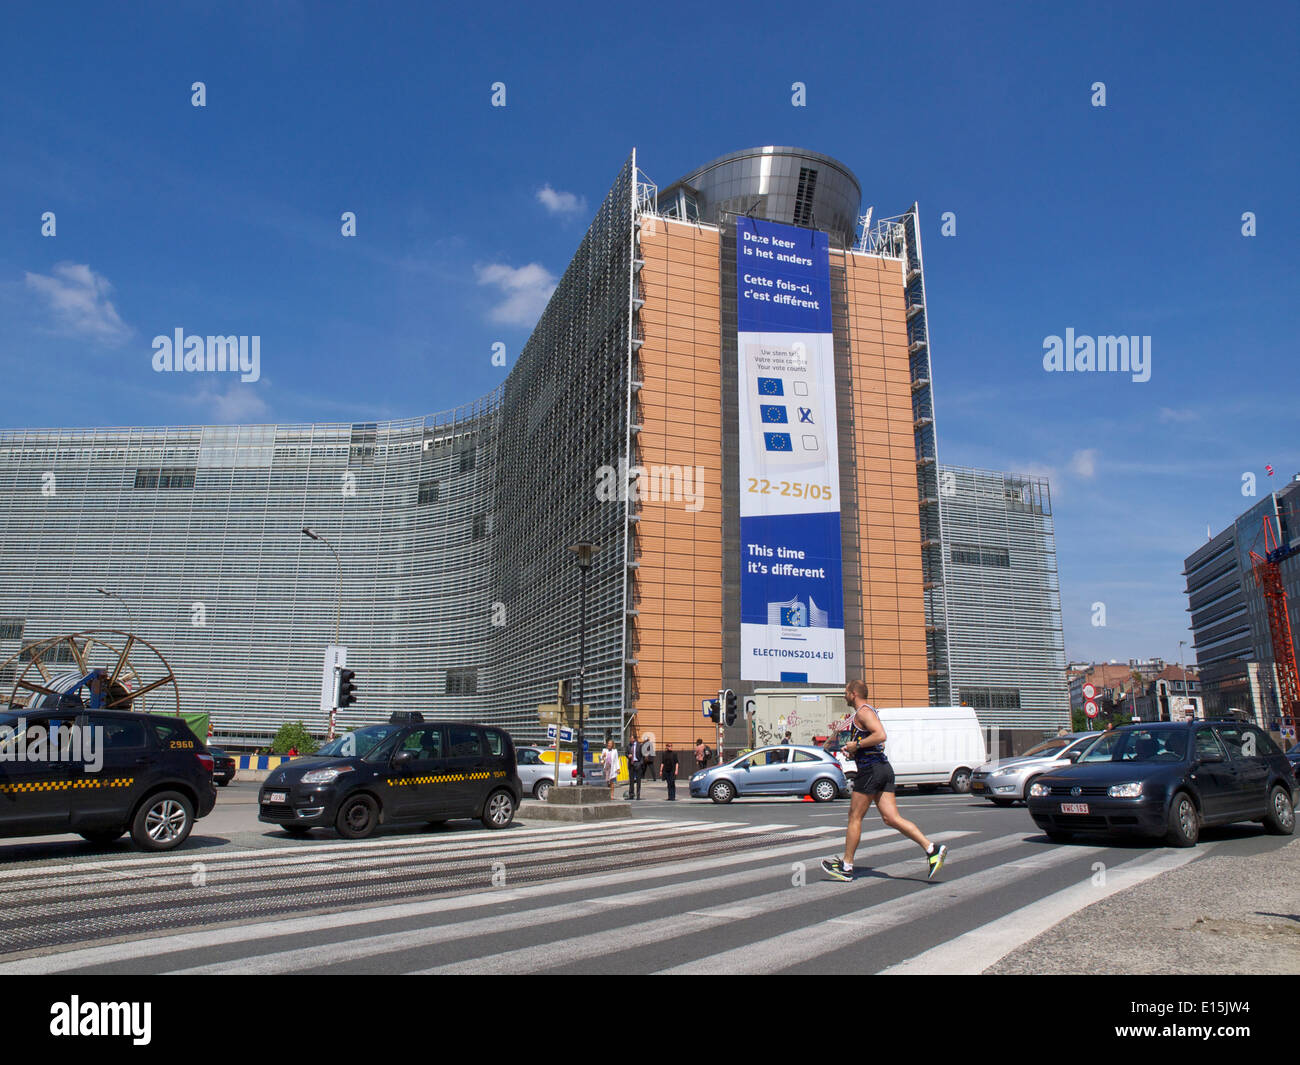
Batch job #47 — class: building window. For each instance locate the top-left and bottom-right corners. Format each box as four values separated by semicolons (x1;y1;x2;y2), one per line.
459;446;476;473
134;466;195;489
0;620;23;641
446;667;478;695
950;543;1010;568
418;480;439;505
959;687;1021;710
349;423;377;466
472;514;486;540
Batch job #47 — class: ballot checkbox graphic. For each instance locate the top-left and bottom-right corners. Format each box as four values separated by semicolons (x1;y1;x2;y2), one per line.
802;434;819;451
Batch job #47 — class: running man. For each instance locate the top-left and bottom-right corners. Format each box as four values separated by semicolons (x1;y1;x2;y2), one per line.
821;680;947;882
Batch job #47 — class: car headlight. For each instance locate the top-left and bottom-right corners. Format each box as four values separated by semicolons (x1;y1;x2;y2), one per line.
301;767;351;785
1107;782;1143;798
992;767;1018;777
1028;781;1051;798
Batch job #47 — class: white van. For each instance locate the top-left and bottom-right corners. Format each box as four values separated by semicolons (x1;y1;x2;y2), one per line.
835;706;986;793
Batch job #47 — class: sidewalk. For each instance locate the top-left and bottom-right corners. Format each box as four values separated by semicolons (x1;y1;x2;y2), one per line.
989;836;1300;974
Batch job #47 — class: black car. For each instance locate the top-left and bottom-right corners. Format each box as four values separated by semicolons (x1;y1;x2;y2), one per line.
208;746;237;787
1027;721;1296;847
258;714;522;839
0;707;217;851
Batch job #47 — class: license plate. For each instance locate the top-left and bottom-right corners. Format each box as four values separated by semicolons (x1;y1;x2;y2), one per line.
1060;802;1089;814
971;781;986;792
264;792;287;804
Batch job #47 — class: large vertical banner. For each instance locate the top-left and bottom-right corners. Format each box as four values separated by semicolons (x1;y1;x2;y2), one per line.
736;217;845;683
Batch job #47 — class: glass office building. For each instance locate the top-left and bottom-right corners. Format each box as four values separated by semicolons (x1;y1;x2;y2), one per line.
938;464;1069;737
0;147;957;747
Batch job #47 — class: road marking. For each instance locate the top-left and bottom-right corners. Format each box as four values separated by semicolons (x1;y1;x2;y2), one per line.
0;821;856;973
656;837;1114;974
412;830;986;975
160;829;952;975
878;846;1208;974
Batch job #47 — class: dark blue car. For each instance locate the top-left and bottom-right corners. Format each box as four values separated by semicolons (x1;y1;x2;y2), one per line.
1027;721;1296;847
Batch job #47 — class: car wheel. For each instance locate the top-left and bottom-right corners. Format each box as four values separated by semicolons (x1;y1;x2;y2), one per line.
533;779;553;802
949;768;972;794
1045;830;1073;843
335;794;380;839
1166;792;1199;847
131;791;194;852
811;778;838;803
216;779;229;787
79;829;124;845
1263;785;1296;835
991;798;1014;808
482;789;516;830
709;780;735;804
282;825;312;837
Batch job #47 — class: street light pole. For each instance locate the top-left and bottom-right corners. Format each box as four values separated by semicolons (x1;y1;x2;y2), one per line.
1178;640;1190;722
302;526;343;739
95;586;135;633
301;527;342;646
567;541;601;786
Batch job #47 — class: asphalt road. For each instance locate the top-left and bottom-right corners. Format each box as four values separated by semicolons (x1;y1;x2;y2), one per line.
0;780;1289;974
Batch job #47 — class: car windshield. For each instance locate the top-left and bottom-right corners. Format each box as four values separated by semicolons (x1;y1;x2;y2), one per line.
1021;739;1069;758
1078;728;1187;763
315;724;399;759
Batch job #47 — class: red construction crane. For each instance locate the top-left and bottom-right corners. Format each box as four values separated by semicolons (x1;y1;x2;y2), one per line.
1248;514;1300;732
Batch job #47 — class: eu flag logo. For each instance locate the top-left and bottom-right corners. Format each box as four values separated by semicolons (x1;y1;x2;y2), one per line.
757;377;783;396
764;432;792;452
759;405;788;424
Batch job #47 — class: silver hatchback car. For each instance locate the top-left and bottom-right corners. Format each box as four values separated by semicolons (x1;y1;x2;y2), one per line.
689;745;846;804
515;746;578;801
970;732;1100;805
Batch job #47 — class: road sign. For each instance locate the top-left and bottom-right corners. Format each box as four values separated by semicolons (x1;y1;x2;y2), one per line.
546;723;557;740
559;727;575;742
1082;682;1096;700
1084;699;1099;718
701;698;712;717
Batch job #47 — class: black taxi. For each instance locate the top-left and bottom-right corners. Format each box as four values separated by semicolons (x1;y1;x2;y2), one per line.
258;714;522;838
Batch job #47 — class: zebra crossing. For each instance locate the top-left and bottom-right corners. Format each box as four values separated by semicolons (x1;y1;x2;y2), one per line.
0;817;1216;974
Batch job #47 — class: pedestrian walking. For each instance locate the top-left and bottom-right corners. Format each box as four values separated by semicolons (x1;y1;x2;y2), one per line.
781;731;792;745
641;732;656;784
602;739;620;800
624;735;642;799
821;680;947;883
661;742;679;800
695;738;712;771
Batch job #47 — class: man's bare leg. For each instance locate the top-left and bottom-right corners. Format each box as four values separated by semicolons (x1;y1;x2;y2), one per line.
842;791;874;866
874;791;931;849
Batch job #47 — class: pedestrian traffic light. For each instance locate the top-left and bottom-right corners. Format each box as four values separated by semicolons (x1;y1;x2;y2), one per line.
337;668;357;708
707;699;719;723
724;689;738;727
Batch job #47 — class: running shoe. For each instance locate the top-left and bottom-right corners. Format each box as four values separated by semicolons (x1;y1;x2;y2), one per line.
926;843;948;880
821;856;853;881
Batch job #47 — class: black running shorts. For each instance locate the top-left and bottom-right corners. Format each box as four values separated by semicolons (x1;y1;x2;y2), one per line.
852;760;896;795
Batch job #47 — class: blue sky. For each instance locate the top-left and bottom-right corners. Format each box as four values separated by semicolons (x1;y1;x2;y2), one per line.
2;0;1296;667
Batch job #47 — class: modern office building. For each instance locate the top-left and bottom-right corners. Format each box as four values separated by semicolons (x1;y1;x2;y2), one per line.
937;464;1069;742
0;146;955;748
1183;476;1300;727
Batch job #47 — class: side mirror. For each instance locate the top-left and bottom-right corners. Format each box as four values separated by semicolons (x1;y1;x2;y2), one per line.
1063;750;1080;762
1197;752;1224;765
392;750;415;769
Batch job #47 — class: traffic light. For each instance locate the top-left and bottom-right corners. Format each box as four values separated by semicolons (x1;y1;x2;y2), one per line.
707;699;719;723
724;689;738;727
337;668;357;708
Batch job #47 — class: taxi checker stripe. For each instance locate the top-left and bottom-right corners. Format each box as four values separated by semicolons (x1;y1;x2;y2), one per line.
0;778;133;793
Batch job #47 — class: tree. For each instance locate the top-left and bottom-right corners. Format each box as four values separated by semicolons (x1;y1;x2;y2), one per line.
271;721;318;755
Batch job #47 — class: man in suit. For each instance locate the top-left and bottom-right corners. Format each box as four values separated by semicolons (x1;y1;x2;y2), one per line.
624;735;642;799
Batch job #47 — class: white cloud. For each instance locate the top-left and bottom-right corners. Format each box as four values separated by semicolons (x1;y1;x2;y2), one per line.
1157;406;1199;424
536;184;587;217
24;262;131;345
1069;448;1098;479
475;262;557;327
196;381;269;422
